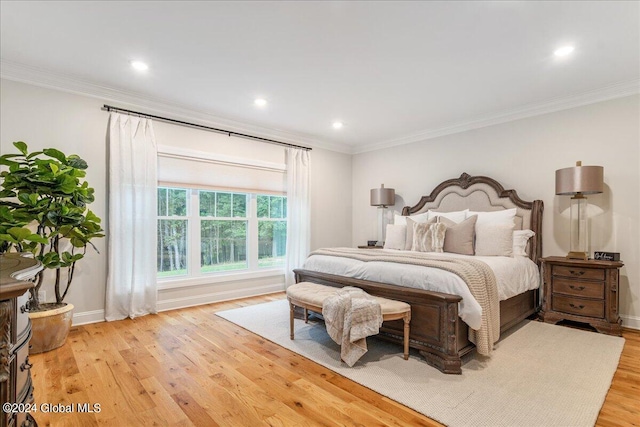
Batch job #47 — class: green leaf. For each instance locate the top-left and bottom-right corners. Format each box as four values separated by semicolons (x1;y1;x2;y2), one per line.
85;210;101;223
7;227;32;241
13;141;28;155
0;157;19;168
25;234;48;244
70;237;86;248
67;155;88;170
49;163;59;174
43;148;67;163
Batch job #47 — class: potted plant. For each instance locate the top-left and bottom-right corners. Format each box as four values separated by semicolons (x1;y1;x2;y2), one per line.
0;141;104;353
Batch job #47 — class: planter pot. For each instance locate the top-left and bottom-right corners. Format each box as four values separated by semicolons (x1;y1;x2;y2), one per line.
28;303;74;354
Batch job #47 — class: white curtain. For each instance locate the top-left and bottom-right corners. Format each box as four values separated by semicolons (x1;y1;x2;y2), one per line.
105;112;158;321
285;148;311;287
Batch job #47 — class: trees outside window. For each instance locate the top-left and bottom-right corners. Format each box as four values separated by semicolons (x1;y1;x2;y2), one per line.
257;195;286;268
157;187;286;279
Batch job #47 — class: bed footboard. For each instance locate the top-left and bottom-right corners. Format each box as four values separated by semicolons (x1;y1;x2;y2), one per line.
293;268;470;374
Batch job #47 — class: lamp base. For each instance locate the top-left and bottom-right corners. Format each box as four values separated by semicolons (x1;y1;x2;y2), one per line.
566;251;588;260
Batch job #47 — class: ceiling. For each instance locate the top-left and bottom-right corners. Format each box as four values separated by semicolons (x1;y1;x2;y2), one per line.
1;1;639;153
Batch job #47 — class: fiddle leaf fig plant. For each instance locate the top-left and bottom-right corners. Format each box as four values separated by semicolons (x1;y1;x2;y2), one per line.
0;141;104;311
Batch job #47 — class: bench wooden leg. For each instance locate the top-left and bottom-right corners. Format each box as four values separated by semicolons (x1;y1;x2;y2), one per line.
304;307;309;323
289;302;295;340
403;313;410;360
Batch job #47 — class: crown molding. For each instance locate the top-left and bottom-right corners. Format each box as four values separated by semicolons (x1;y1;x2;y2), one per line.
352;79;640;154
0;60;351;154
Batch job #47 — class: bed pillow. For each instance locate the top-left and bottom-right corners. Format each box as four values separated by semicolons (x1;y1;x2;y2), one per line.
513;229;535;257
394;211;430;227
412;222;446;253
405;217;436;250
383;224;407;250
468;208;517;225
475;222;515;256
438;215;477;255
428;209;468;223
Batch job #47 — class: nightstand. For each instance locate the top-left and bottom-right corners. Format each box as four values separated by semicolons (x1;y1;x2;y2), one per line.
540;256;623;336
357;245;383;249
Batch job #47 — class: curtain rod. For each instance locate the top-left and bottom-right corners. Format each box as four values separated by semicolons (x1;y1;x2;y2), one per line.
102;104;312;151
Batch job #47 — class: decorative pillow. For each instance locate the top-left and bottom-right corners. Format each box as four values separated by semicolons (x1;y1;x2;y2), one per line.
468;208;517;225
438;215;477;255
383;224;407;250
412;222;446;253
513;229;535;257
475;222;515;256
405;217;437;250
394;212;429;227
428;209;468;223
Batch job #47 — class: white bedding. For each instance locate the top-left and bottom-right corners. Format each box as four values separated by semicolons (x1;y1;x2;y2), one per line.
302;249;540;330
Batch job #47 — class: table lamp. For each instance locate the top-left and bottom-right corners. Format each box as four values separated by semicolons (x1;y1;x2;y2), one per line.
555;161;604;260
370;184;395;246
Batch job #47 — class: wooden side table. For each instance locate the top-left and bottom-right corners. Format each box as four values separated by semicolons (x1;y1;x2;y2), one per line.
539;256;623;336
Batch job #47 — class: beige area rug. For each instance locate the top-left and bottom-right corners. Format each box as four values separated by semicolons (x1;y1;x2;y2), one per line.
217;299;625;427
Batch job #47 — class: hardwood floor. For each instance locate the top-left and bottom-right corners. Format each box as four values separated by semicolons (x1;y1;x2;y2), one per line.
29;293;639;427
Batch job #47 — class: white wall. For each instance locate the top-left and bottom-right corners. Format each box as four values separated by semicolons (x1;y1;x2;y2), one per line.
352;95;640;329
0;79;352;323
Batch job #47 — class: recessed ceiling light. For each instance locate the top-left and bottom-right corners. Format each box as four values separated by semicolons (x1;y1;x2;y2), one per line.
554;46;575;57
130;60;149;71
254;98;267;107
332;121;344;129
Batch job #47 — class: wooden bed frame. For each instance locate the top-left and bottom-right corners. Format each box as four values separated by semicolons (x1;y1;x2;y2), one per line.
294;173;544;374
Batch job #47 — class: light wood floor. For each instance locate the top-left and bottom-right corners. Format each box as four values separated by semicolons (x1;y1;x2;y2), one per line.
29;292;640;427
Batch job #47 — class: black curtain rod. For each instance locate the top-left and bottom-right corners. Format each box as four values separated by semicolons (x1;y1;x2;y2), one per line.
102;104;312;151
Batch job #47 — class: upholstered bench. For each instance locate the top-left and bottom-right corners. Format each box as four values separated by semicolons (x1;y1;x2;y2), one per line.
286;281;412;360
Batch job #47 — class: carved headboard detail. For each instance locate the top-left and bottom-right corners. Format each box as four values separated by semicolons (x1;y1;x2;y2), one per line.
401;173;544;264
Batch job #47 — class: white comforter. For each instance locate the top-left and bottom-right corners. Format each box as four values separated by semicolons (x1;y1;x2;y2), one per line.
302;249;540;330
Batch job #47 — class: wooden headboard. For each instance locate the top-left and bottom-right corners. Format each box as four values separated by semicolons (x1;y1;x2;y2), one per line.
401;173;544;264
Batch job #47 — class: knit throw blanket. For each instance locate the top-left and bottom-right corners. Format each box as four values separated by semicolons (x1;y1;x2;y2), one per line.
322;286;383;367
310;248;500;355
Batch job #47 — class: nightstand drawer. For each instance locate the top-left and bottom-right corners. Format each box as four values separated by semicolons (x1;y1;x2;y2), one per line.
552;295;604;318
552;278;604;299
552;265;604;281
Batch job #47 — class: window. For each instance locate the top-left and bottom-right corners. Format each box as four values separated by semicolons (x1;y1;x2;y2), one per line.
157;188;188;278
157;186;287;280
199;191;248;272
257;195;287;268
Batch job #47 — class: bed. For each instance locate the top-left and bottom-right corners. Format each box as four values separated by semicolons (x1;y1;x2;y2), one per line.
293;173;544;374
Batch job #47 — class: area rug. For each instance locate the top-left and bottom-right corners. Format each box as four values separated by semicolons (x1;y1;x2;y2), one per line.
216;299;624;427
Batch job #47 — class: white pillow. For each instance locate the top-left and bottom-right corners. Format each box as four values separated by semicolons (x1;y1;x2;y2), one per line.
428;209;468;223
468;208;516;225
513;229;535;257
475;222;515;256
394;212;429;226
383;224;407;250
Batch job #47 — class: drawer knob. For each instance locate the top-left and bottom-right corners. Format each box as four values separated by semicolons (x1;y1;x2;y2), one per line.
569;303;585;310
20;356;33;372
20;304;28;313
569;285;586;291
569;270;585;276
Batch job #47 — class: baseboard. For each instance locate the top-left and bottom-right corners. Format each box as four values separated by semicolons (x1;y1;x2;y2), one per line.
70;283;285;326
157;282;285;312
72;309;105;326
621;314;640;331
